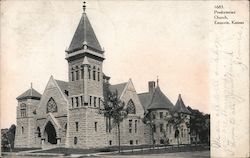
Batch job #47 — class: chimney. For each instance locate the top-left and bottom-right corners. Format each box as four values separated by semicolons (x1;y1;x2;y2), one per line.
148;81;156;94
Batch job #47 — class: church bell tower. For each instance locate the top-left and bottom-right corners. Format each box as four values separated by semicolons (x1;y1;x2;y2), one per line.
65;2;107;148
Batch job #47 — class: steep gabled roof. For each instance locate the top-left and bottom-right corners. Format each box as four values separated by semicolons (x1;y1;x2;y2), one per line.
109;82;127;98
147;86;174;110
138;92;153;110
55;80;68;94
67;12;102;53
174;94;191;114
16;87;42;100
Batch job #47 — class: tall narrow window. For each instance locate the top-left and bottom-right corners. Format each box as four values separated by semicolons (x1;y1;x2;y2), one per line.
71;98;74;107
98;98;101;108
95;122;98;132
160;112;163;119
74;137;77;145
64;123;67;132
135;120;137;133
21;126;24;134
81;68;84;79
160;124;163;132
80;96;83;106
153;124;156;133
20;103;27;117
88;67;91;79
75;122;78;132
93;66;96;80
89;96;92;106
75;97;79;107
129;120;132;133
94;97;96;107
97;68;100;81
76;70;79;80
152;113;156;119
71;71;74;81
37;127;41;137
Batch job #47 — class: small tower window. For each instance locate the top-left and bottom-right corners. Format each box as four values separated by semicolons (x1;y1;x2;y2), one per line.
74;137;77;145
64;123;67;132
153;124;156;133
37;127;41;137
81;68;84;79
20;103;27;117
21;126;24;134
160;124;163;132
97;68;100;81
75;70;79;80
98;98;101;108
89;96;92;106
94;97;96;107
88;67;91;79
80;96;83;106
95;122;98;132
75;122;79;132
71;98;74;108
71;71;74;81
75;97;79;107
160;112;163;119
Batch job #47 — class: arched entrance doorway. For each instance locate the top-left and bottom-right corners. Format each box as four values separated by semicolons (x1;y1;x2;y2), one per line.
44;121;57;144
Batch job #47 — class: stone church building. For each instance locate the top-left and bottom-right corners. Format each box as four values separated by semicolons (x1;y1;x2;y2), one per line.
15;4;191;149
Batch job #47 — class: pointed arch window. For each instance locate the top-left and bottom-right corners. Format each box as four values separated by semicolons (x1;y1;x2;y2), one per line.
37;127;41;137
47;97;57;113
127;99;136;114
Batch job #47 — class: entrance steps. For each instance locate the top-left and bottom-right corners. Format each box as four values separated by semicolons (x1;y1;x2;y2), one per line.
42;143;64;150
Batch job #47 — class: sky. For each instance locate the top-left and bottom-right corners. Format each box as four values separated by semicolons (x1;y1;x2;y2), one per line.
1;0;210;128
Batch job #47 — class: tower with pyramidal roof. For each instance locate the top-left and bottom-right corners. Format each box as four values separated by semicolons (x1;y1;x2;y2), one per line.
65;2;107;148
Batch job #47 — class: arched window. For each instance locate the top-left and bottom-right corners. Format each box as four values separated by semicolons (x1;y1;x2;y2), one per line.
64;123;67;132
21;126;24;134
20;103;27;117
93;66;96;80
127;99;136;114
74;137;77;145
37;127;41;137
47;97;57;113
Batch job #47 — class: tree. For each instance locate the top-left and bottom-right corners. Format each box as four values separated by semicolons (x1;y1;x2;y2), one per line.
142;111;156;147
1;124;16;151
102;89;128;153
187;106;210;144
166;111;189;147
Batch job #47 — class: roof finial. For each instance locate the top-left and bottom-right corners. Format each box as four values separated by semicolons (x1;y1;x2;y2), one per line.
156;76;159;87
83;1;86;13
30;82;33;96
